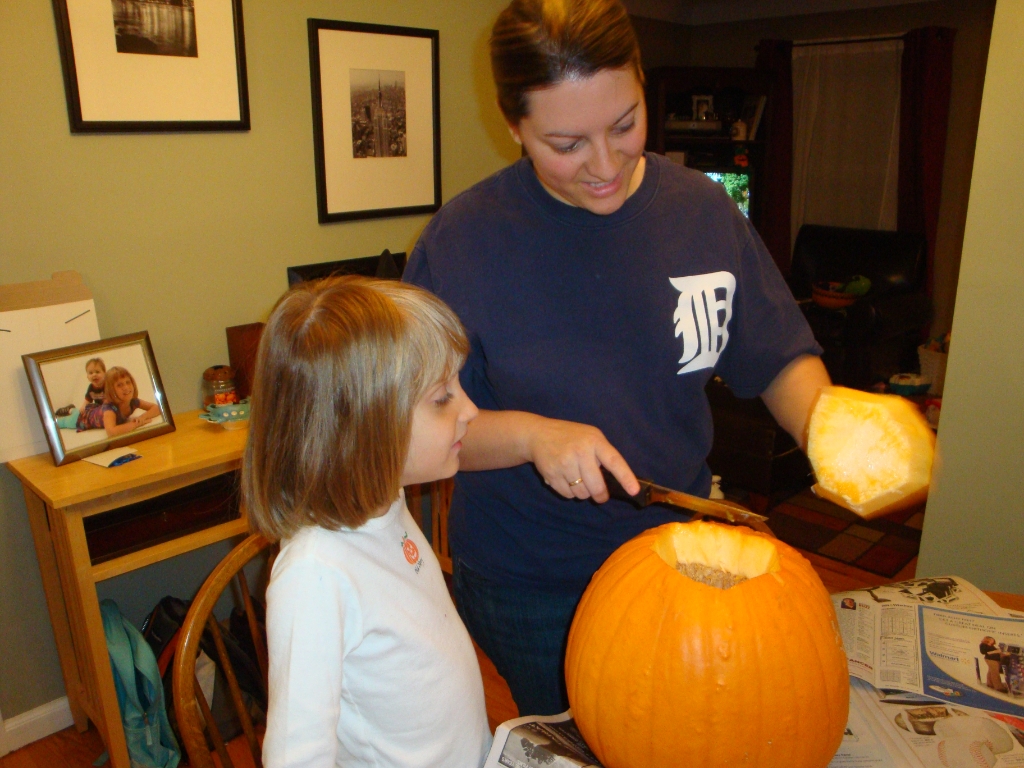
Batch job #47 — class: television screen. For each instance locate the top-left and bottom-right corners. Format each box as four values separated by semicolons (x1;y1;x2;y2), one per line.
704;171;751;218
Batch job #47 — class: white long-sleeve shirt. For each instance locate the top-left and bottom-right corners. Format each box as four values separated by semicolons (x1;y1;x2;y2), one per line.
262;493;491;768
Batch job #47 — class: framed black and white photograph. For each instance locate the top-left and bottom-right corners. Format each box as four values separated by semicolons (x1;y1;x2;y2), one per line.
22;331;175;465
308;19;441;223
692;94;714;121
52;0;250;133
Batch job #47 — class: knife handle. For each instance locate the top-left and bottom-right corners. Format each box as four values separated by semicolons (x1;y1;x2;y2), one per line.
601;467;653;507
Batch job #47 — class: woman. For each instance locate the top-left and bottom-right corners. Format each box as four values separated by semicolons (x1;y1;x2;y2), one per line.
404;0;830;716
980;637;1009;692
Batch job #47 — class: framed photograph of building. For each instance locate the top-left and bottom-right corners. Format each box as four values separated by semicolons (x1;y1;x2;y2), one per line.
22;331;175;465
308;19;441;223
52;0;250;133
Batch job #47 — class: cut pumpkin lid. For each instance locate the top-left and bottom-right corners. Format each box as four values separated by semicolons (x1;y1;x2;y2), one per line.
807;386;935;519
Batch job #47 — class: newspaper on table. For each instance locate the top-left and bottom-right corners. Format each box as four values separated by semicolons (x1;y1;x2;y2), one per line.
483;685;1024;768
831;576;1024;717
831;679;1024;767
483;711;603;768
485;576;1024;768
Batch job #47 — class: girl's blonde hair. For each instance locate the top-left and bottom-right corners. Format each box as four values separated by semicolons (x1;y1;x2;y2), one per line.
103;367;137;403
243;275;469;541
85;357;106;372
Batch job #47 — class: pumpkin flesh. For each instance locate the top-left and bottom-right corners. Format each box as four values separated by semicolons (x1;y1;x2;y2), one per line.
808;386;935;518
566;521;849;768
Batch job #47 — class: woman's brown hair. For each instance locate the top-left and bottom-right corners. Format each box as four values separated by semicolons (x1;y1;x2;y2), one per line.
491;0;644;124
242;275;469;541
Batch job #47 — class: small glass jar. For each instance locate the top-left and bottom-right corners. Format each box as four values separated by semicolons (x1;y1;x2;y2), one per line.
203;365;238;407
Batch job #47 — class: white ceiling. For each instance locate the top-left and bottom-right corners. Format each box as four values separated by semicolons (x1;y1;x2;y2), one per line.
622;0;937;25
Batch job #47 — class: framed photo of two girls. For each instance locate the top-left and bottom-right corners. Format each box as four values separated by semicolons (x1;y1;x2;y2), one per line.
23;331;174;465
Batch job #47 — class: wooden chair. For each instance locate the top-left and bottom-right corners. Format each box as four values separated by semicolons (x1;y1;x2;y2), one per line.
404;479;455;574
429;478;454;574
172;533;272;768
403;479;456;573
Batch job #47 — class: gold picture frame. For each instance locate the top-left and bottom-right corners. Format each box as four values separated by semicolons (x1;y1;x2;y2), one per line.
22;331;175;465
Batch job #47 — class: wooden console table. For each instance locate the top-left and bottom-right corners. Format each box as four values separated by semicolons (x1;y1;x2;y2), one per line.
7;412;250;768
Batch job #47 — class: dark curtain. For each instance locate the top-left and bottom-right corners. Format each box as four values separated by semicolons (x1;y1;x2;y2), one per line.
899;27;956;297
755;39;794;274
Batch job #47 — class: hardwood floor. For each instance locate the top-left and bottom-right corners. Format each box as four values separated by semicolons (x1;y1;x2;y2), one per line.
0;553;911;768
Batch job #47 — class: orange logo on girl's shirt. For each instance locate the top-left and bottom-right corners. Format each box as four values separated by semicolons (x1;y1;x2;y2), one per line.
403;538;419;564
401;532;421;571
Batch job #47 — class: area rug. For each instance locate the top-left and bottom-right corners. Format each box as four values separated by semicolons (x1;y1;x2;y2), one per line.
743;489;925;578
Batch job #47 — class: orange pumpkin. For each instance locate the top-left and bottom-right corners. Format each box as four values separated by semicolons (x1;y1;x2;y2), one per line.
565;521;849;768
807;386;935;519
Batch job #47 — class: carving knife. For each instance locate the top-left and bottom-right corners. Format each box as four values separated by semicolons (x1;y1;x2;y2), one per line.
601;467;774;537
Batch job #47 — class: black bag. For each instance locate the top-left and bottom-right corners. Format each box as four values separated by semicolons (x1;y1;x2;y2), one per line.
142;596;266;748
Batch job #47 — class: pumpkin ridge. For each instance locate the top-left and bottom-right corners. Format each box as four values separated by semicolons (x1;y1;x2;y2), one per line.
571;541;658;762
728;575;766;763
603;555;670;766
638;558;674;768
787;579;826;757
776;562;848;763
757;565;802;765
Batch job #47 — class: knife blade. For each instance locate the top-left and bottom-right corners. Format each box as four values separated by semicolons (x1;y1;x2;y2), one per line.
601;468;774;537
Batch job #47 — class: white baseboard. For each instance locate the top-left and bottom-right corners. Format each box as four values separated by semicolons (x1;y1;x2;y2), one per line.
0;708;8;758
0;697;74;755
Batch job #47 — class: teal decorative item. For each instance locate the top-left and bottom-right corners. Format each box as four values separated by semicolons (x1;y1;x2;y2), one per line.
888;374;930;396
199;398;250;430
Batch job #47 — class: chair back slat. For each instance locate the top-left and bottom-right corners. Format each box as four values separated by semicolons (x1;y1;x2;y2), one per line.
207;617;264;767
194;672;236;768
173;533;272;768
429;479;454;573
236;568;269;690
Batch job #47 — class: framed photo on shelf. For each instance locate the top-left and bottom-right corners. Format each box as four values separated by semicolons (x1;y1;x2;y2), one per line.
51;0;250;133
308;18;441;223
22;331;175;465
692;94;714;121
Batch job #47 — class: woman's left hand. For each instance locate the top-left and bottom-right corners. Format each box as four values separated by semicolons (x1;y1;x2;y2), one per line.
523;417;640;503
457;409;640;503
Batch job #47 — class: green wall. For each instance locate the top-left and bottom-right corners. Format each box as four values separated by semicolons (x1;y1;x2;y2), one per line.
916;0;1024;593
0;0;516;719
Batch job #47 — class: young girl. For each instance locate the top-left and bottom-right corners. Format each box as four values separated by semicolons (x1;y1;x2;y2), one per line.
243;276;490;768
101;366;161;437
53;357;107;430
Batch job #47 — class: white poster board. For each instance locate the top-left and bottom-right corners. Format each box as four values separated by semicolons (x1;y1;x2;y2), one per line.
0;272;100;463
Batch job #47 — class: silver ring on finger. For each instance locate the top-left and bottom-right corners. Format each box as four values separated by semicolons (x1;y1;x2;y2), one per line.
568;478;584;487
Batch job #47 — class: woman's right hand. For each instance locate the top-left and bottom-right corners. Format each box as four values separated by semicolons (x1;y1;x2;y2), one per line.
525;417;639;503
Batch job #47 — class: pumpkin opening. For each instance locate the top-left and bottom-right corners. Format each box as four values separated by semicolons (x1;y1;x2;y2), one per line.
652;521;780;588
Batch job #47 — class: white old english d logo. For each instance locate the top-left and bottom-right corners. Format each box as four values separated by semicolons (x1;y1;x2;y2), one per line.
669;271;736;374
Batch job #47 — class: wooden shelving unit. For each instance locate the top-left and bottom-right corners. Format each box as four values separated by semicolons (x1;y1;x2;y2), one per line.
645;66;774;232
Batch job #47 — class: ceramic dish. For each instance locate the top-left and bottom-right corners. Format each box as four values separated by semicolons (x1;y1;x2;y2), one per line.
199;398;250;430
888;374;931;396
811;284;857;309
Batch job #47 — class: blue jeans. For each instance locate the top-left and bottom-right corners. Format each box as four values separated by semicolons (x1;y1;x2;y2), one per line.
452;556;586;717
